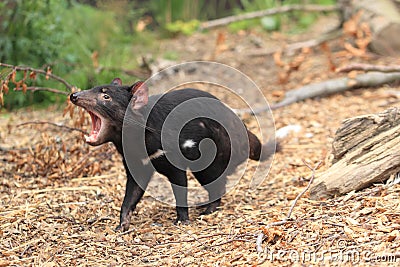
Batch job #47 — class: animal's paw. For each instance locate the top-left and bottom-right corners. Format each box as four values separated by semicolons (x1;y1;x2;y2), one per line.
174;218;190;225
199;200;221;215
114;222;130;232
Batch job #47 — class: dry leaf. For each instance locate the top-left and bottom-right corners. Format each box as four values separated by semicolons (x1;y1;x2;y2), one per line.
29;71;37;80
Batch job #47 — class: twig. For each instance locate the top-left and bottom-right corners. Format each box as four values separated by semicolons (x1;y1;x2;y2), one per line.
88;216;113;226
117;228;136;236
285;160;322;220
256;233;264;253
256;160;322;251
15;121;87;134
15;86;70;95
70;173;117;182
337;63;400;73
7;238;45;252
20;244;31;258
16;186;99;198
0;62;74;90
268;160;321;225
200;4;339;30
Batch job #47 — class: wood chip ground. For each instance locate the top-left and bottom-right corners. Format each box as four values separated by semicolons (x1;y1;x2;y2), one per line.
1;16;400;266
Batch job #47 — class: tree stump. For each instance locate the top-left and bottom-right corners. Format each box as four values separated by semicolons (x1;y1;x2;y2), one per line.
310;107;400;200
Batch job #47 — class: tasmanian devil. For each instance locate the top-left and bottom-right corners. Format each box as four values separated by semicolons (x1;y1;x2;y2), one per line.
70;78;276;231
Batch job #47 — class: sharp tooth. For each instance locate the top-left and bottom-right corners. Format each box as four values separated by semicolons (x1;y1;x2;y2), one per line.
84;135;90;142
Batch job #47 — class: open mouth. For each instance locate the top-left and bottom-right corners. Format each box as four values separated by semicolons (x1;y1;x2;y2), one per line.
84;110;103;144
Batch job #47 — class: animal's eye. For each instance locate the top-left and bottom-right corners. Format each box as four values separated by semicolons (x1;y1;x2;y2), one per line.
103;94;111;100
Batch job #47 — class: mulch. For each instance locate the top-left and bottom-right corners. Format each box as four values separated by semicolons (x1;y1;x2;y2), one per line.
1;15;400;266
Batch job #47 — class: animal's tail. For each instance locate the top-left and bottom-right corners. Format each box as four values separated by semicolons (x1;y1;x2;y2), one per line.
248;130;279;161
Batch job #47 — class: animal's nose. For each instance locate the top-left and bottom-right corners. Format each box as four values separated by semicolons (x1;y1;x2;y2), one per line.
70;92;79;103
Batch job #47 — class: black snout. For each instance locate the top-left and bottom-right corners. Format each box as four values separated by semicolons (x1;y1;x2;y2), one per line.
70;92;79;103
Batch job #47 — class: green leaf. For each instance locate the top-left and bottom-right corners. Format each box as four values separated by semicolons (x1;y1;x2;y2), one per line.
260;16;280;31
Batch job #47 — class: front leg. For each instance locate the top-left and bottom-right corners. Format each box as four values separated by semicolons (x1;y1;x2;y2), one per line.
116;162;153;232
115;177;145;231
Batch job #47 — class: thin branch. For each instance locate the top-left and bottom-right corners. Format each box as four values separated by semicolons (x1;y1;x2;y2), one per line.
286;160;321;219
15;121;87;134
270;160;321;226
337;63;400;73
14;86;69;95
117;228;136;236
0;62;74;90
256;160;322;251
200;4;339;30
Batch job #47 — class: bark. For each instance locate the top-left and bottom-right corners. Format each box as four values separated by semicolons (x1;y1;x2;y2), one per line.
310;107;400;200
345;0;400;56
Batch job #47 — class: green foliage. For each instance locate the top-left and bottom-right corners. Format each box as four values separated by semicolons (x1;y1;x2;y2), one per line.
148;0;202;24
165;20;200;36
163;51;179;61
0;0;150;110
0;0;67;66
260;16;281;31
0;0;68;109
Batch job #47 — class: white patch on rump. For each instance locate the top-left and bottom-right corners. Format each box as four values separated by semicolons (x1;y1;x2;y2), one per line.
182;139;196;149
141;149;166;165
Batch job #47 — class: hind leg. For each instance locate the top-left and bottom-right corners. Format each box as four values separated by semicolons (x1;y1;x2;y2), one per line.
170;171;189;223
193;169;227;215
157;166;189;223
201;198;222;215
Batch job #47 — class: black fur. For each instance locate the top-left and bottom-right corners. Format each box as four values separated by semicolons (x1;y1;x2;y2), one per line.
70;79;276;231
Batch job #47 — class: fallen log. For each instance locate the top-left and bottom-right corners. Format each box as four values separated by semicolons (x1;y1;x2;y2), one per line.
310;107;400;200
342;0;400;56
234;71;400;115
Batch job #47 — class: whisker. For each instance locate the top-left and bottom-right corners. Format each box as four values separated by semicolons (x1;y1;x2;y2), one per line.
123;117;159;133
102;105;159;134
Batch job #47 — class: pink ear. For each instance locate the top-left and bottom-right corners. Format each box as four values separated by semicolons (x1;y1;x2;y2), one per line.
131;81;148;110
111;78;122;86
